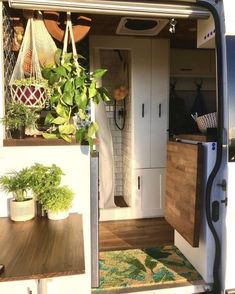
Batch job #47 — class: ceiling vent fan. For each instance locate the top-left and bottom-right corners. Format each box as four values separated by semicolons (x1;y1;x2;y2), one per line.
116;17;169;36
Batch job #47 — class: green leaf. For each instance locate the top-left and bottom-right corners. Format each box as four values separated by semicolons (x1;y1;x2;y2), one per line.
87;121;99;137
52;116;68;124
75;77;85;88
60;134;71;142
55;49;62;66
98;87;110;102
144;256;157;273
54;66;67;77
63;63;72;72
42;68;52;80
42;132;58;139
59;124;76;135
92;69;107;78
74;91;87;109
44;112;54;125
49;73;60;85
62;91;74;106
56;103;69;118
64;80;73;92
86;137;94;153
77;54;85;60
76;128;87;143
50;93;60;105
89;80;97;98
78;109;87;120
63;52;73;63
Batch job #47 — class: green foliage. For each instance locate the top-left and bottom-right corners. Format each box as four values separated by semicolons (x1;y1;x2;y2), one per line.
42;49;109;149
0;168;32;201
38;186;74;212
28;163;63;198
1;101;39;130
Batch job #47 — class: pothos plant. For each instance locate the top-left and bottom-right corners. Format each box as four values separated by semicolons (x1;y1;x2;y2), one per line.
41;49;109;150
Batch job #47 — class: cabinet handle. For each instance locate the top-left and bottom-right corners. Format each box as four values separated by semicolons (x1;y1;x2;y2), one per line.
159;103;162;117
142;104;145;118
180;68;193;72
137;176;141;190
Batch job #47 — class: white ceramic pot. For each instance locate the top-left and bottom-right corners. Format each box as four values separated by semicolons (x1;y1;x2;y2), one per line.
47;210;69;220
10;198;35;222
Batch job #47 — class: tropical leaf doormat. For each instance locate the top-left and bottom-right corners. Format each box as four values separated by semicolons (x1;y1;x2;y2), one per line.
95;245;202;292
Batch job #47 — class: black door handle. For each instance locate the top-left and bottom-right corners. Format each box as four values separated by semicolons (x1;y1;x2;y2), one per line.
142;104;145;118
159;103;162;117
137;176;141;190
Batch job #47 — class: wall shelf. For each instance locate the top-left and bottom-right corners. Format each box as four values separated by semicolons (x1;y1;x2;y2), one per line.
0;213;85;282
3;137;98;147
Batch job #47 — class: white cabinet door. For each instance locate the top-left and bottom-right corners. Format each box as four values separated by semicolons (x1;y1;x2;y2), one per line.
132;39;151;169
136;168;165;217
0;280;37;294
150;40;169;168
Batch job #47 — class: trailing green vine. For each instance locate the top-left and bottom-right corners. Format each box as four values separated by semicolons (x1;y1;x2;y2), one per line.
42;49;109;150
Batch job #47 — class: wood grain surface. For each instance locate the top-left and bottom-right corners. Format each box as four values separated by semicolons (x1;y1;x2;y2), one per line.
99;218;174;251
165;141;203;247
3;137;99;146
0;214;85;281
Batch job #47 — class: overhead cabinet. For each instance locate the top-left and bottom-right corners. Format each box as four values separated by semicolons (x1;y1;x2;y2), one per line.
170;49;216;78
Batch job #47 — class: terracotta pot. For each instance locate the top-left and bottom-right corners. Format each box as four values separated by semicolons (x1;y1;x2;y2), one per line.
47;210;69;220
12;85;47;108
10;198;35;222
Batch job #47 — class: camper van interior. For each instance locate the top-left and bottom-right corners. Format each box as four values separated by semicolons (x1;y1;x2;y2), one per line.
0;1;223;294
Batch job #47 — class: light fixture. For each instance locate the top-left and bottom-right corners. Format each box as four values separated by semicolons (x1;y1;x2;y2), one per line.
8;0;210;19
169;18;177;34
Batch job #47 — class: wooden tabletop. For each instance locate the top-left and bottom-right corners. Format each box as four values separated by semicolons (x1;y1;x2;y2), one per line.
0;214;85;282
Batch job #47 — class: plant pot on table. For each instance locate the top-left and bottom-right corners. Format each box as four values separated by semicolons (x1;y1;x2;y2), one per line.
10;198;35;222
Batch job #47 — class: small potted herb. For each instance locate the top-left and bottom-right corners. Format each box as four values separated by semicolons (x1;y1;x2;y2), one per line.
0;168;35;222
28;163;74;220
38;186;74;220
1;101;39;139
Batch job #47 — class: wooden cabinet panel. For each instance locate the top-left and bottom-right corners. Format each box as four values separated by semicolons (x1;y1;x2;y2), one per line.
165;141;203;247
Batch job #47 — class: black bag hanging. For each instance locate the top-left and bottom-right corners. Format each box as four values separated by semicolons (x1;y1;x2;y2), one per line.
169;83;194;136
190;82;207;116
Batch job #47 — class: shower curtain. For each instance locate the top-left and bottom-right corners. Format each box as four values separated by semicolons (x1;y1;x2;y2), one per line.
95;100;116;208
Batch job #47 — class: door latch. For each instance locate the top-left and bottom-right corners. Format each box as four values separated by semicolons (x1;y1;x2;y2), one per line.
217;179;227;191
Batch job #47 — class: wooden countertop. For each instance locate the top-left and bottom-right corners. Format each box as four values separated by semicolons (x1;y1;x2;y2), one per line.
173;133;216;142
0;214;85;282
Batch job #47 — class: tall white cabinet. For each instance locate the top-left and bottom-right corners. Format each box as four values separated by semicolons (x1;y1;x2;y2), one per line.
132;39;169;217
90;36;169;218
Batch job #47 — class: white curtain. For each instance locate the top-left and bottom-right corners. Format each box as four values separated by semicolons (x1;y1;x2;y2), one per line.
95;100;116;208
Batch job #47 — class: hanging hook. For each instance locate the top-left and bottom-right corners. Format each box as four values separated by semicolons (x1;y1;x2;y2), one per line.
169;18;177;34
195;79;203;90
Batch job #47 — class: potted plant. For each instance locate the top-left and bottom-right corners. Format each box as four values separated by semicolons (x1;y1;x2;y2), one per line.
0;168;35;221
1;101;39;139
10;77;50;108
38;186;74;220
28;163;74;220
41;49;110;150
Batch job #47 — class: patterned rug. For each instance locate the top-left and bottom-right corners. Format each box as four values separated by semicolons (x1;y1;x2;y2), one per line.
94;245;202;292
